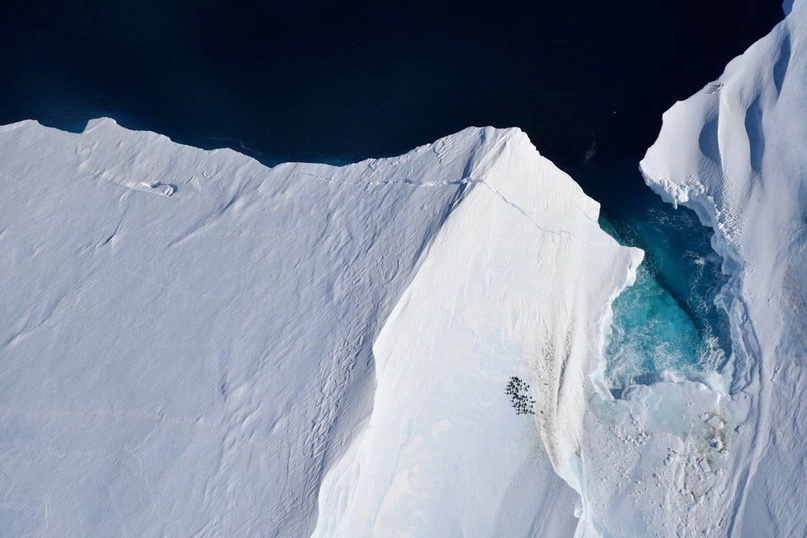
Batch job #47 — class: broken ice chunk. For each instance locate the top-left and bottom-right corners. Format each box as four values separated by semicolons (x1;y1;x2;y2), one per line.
139;181;176;196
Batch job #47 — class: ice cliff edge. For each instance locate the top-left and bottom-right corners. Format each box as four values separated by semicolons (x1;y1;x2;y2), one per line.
0;118;640;535
641;1;807;534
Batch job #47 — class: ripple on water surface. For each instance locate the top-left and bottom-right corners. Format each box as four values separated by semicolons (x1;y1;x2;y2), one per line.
600;196;731;393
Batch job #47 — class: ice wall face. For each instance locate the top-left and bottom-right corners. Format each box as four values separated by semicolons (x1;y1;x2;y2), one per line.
641;2;807;534
0;119;639;535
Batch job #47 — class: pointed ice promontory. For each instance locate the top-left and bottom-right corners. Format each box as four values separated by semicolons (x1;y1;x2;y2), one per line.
313;128;642;536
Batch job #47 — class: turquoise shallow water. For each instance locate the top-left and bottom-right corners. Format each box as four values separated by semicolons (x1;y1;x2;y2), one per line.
603;256;726;389
597;173;731;392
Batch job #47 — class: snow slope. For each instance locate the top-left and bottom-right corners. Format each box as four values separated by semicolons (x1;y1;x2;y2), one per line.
0;118;639;535
313;128;641;536
641;2;807;534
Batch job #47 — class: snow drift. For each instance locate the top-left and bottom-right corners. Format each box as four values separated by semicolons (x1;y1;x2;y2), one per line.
0;119;639;535
641;1;807;534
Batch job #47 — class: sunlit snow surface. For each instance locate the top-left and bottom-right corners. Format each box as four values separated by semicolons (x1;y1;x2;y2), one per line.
0;119;642;535
3;0;804;526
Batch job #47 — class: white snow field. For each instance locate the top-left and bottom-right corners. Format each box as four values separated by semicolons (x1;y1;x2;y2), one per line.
0;118;641;536
642;1;807;535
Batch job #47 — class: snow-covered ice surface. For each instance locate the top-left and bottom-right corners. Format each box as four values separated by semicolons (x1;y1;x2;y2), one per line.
641;1;807;534
313;127;642;536
0;118;642;535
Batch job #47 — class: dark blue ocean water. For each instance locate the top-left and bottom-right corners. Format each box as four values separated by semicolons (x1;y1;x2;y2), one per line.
0;0;783;389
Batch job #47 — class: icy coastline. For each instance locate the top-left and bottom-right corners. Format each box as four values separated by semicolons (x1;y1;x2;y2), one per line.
6;14;801;526
0;119;640;535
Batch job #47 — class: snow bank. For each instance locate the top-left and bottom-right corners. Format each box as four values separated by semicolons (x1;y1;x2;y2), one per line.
641;2;807;534
0;119;638;535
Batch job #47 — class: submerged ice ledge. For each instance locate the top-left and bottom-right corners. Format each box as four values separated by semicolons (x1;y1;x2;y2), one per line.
600;214;731;394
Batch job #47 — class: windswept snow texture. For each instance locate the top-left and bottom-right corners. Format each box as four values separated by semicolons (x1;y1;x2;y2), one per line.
642;2;807;534
0;119;641;535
